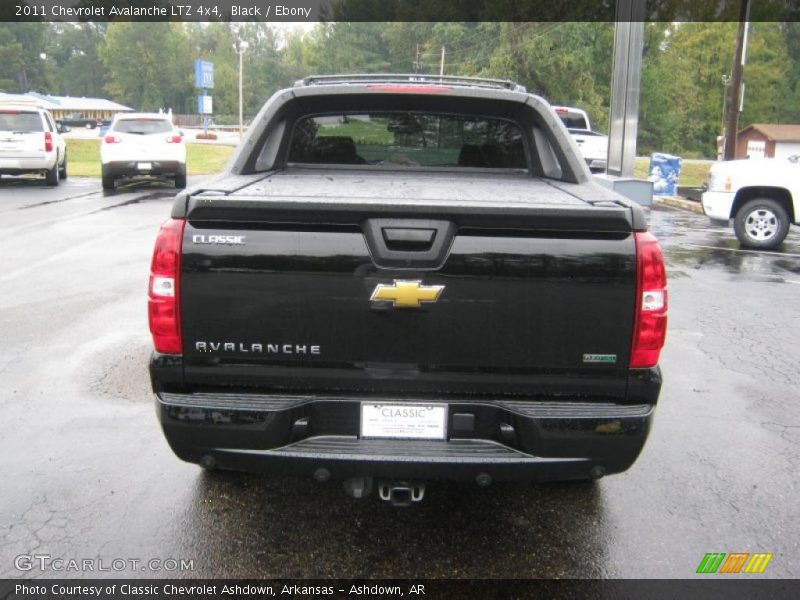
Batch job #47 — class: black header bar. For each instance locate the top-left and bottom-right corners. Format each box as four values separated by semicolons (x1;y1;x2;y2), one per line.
3;1;800;23
2;579;800;600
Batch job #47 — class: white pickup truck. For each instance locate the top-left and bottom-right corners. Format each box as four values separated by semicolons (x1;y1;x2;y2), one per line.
702;156;799;249
553;106;608;172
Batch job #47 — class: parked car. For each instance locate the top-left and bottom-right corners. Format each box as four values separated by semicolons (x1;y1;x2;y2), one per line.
0;103;67;185
149;74;667;505
702;155;799;249
553;105;608;172
97;119;112;137
58;113;101;129
100;113;186;190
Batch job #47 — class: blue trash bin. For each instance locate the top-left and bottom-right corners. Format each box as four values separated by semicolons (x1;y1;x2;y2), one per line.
648;153;682;196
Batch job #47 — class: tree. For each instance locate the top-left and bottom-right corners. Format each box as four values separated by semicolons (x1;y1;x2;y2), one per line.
738;22;791;128
303;23;392;74
0;23;52;93
100;23;193;112
638;22;794;158
237;23;293;115
46;23;107;98
487;23;614;131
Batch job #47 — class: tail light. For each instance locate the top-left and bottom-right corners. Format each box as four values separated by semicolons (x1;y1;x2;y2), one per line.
104;135;121;144
630;231;668;368
148;219;185;354
166;135;182;143
44;131;53;152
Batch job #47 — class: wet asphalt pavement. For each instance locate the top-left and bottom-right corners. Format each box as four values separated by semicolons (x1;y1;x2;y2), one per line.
0;176;798;579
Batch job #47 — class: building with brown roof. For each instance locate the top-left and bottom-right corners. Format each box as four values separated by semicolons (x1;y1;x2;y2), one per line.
736;123;800;159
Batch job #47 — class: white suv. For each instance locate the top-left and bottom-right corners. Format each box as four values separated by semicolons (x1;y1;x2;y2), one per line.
100;113;186;190
0;104;67;185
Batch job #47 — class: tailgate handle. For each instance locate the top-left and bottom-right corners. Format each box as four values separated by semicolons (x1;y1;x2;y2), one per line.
382;227;436;250
363;218;456;270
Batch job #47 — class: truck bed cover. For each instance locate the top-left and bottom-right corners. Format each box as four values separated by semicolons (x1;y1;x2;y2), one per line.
180;168;644;232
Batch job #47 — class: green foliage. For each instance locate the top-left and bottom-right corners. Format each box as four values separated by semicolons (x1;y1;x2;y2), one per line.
99;23;193;112
3;21;800;160
0;23;53;92
46;24;107;98
639;22;796;157
487;23;614;131
739;23;791;127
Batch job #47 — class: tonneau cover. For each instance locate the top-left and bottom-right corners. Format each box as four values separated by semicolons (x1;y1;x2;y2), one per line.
179;168;642;232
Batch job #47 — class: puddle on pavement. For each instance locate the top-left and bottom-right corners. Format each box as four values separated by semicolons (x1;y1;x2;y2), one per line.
665;242;800;280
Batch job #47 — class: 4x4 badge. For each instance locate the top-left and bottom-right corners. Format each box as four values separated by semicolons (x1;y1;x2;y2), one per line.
370;280;444;308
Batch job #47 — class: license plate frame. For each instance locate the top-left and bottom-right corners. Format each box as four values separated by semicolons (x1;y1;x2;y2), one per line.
360;403;447;440
137;162;152;171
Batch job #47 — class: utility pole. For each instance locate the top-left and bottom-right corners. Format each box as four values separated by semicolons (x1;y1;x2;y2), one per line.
725;0;751;160
721;74;730;137
720;74;731;160
439;46;445;78
413;44;421;73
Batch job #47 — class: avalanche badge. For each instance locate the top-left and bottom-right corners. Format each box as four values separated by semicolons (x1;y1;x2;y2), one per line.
370;280;445;308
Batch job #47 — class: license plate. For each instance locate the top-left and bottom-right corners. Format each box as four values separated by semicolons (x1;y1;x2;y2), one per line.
137;162;152;171
360;403;447;440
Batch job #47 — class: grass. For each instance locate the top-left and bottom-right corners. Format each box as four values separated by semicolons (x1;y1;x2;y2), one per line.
65;139;235;178
319;118;394;145
634;156;711;188
65;138;711;191
186;143;235;174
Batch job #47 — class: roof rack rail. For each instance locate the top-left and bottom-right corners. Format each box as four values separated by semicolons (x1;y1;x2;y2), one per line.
294;74;527;93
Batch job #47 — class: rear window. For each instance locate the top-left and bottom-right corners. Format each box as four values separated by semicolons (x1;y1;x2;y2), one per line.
557;112;589;130
112;119;173;134
0;111;44;132
288;113;526;169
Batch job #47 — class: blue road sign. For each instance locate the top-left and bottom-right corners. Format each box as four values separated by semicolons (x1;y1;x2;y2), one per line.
194;60;214;89
197;94;213;115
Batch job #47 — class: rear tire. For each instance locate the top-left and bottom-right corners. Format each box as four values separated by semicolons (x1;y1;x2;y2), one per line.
59;151;68;179
45;161;60;186
101;166;115;191
174;170;187;189
734;198;790;250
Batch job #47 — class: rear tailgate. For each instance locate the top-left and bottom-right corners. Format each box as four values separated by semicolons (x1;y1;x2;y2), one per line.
569;130;608;162
0;111;46;159
178;169;637;399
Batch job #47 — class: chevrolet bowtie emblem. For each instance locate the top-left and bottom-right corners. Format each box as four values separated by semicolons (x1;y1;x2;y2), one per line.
370;280;445;308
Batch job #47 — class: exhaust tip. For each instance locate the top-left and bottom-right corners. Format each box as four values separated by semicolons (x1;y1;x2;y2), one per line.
590;466;606;480
313;468;331;483
343;476;373;499
475;472;493;488
199;454;216;470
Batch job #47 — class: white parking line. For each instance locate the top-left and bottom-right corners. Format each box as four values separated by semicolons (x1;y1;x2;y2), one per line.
684;243;800;259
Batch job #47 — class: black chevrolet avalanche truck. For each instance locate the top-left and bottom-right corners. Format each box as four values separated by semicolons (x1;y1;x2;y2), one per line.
148;75;667;506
